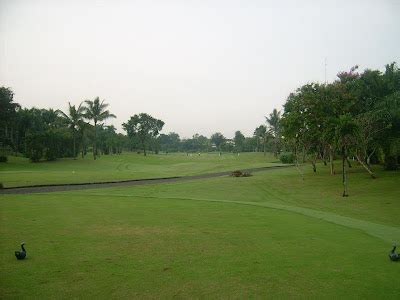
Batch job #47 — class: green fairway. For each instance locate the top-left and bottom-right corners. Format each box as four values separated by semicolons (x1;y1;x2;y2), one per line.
0;152;279;188
1;165;399;298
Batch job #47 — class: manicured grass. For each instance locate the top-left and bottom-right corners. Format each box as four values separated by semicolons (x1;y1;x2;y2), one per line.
0;165;399;298
0;152;279;188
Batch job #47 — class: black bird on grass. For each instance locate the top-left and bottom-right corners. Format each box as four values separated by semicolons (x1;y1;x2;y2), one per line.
389;245;399;262
15;243;26;260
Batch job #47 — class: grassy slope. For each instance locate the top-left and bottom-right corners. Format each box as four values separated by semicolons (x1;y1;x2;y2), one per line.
92;164;398;227
0;152;279;187
1;165;399;298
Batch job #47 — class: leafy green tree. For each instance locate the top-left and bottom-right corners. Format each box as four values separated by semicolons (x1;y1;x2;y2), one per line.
57;102;85;159
378;63;400;170
375;91;400;170
233;130;245;152
180;138;194;153
164;132;181;152
0;87;20;154
241;137;256;152
266;109;281;157
25;132;45;162
42;109;61;128
20;108;72;162
98;125;120;155
254;125;269;155
84;97;116;160
180;134;209;154
122;113;164;156
158;134;171;153
192;134;210;153
210;132;225;155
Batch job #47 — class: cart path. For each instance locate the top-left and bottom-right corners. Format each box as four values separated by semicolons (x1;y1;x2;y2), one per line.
0;165;291;195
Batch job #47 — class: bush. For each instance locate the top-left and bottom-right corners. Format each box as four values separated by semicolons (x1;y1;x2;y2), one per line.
0;156;7;163
231;170;252;177
280;152;295;164
25;132;45;162
231;170;243;177
384;155;398;170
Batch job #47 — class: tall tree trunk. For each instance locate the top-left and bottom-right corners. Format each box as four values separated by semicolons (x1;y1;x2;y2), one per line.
93;121;97;160
263;137;266;156
322;148;327;166
15;129;19;156
342;146;348;197
81;137;85;158
366;149;376;166
329;146;335;175
311;153;317;173
294;149;304;180
73;132;76;159
24;131;28;155
355;154;376;179
346;157;352;168
142;140;147;156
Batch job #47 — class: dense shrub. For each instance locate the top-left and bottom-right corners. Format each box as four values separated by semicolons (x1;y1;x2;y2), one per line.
25;132;45;162
25;129;73;162
384;155;399;170
280;152;295;164
0;156;7;163
231;170;243;177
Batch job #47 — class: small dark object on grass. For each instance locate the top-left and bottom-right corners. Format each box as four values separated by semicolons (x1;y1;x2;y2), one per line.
389;245;400;261
231;170;252;177
15;243;26;260
231;170;243;177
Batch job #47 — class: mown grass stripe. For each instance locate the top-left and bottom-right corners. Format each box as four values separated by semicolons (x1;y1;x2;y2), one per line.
77;192;400;244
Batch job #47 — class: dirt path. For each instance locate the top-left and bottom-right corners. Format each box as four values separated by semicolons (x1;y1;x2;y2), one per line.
0;165;290;195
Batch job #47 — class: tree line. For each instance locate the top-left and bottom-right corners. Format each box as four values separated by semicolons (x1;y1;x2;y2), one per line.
278;62;400;196
0;91;277;161
1;61;398;177
0;95;123;162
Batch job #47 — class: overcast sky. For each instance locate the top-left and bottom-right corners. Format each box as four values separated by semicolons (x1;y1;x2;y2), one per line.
1;0;399;138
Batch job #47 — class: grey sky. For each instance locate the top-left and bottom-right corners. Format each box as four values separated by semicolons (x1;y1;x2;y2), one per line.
1;0;399;138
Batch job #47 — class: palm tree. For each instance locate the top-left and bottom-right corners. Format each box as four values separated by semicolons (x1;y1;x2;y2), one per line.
335;115;359;197
57;102;85;159
77;119;89;158
254;125;268;155
84;97;116;160
266;109;281;157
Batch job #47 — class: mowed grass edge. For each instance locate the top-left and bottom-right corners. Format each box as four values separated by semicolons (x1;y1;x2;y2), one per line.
1;192;399;298
1;161;399;298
